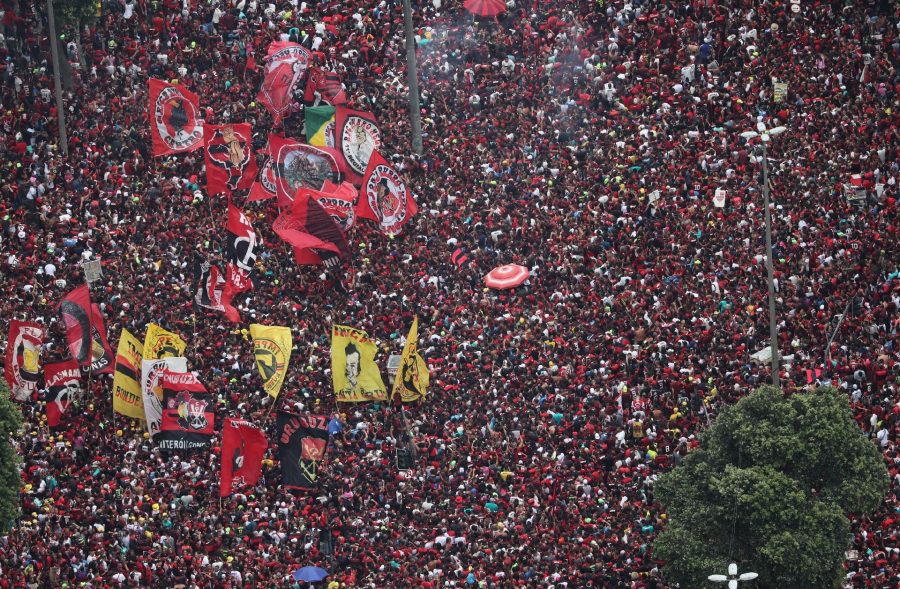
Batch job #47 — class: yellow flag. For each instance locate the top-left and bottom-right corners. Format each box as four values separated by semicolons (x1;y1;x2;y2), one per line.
249;324;292;398
331;324;386;402
143;323;186;360
112;328;146;420
392;316;430;403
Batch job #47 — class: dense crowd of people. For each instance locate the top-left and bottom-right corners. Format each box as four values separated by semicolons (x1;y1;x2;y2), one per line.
0;0;898;587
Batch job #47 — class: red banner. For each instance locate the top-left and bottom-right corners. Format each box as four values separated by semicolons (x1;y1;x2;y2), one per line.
272;188;349;266
303;68;347;105
220;418;268;497
59;286;114;374
148;78;204;157
204;123;258;196
256;42;311;124
158;370;215;451
44;359;80;428
4;320;43;401
267;133;344;207
359;150;417;235
335;107;382;185
318;180;358;232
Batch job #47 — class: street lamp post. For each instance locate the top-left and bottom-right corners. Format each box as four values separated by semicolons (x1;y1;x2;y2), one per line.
46;0;68;156
741;125;786;388
709;563;759;589
400;0;424;155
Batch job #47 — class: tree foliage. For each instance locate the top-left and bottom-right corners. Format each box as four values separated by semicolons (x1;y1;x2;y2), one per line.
52;0;100;30
653;386;889;589
0;380;23;532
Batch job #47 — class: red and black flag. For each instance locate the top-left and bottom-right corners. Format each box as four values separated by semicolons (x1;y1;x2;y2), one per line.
276;411;329;491
44;359;80;428
221;263;252;323
267;133;344;207
359;150;417;235
225;204;258;275
220;418;268;497
257;41;311;124
204;123;258;196
335;107;382;185
192;254;225;312
318;180;358;232
303;67;347;105
247;141;277;203
451;247;471;268
59;285;114;375
272;187;350;266
148;78;204;157
158;370;215;451
4;320;43;401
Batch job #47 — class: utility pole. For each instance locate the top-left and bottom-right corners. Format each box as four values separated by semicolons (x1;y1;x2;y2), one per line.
46;0;68;156
761;143;779;387
401;0;424;155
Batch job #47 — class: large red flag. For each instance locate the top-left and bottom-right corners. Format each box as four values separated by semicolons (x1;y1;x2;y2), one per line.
303;67;347;105
335;107;382;185
4;320;43;401
247;142;277;202
148;78;204;156
220;418;268;497
59;286;114;374
256;41;311;124
204;123;257;196
318;180;358;232
273;188;349;266
359;151;418;235
44;359;80;428
267;133;344;207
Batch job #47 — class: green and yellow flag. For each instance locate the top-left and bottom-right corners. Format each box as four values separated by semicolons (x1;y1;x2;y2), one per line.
112;328;146;420
249;324;292;398
331;324;386;402
392;316;430;403
143;323;186;360
305;105;335;147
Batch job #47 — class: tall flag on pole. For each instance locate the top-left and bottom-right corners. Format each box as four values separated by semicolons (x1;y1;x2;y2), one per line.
220;418;268;497
391;316;430;403
142;324;186;360
222;205;258;322
267;133;344;207
256;41;311;124
112;328;146;420
44;359;80;428
192;254;226;312
158;370;215;451
204;123;257;196
335;107;381;185
141;356;188;438
303;68;347;105
276;411;329;490
59;285;114;374
304;105;336;147
148;78;204;156
249;324;292;398
330;325;387;402
4;320;43;401
359;150;417;235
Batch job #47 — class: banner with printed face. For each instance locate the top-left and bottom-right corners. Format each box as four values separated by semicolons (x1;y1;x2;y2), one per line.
268;133;344;207
45;359;81;427
4;320;43;401
276;411;329;490
112;328;146;420
331;324;386;402
204;123;258;196
220;418;268;497
148;78;204;156
141;356;188;438
143;324;186;361
335;107;381;185
249;324;292;398
358;150;417;235
158;370;214;451
392;316;430;403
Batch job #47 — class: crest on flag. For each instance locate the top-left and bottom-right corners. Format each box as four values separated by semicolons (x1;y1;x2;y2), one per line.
149;79;203;156
360;152;417;235
4;321;44;401
340;116;381;176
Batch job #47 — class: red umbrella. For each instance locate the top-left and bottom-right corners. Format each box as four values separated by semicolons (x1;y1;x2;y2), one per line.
464;0;507;17
484;264;529;290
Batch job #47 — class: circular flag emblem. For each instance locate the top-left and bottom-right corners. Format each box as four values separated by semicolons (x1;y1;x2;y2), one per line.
341;116;381;174
365;164;408;233
259;158;277;194
154;86;203;152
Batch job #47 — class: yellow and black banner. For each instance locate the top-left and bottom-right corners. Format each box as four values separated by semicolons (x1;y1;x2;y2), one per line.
392;316;429;403
143;323;186;360
249;324;292;398
331;324;386;402
112;328;145;420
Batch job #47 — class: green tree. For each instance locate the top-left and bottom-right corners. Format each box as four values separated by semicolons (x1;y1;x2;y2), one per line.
653;386;889;589
0;380;23;532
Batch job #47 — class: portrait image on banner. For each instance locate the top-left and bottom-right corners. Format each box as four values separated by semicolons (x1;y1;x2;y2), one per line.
392;316;430;403
141;356;188;437
148;78;203;157
4;320;43;401
276;411;329;490
220;418;268;497
112;328;146;420
158;370;214;451
44;359;81;428
143;323;186;360
268;133;344;206
334;107;381;184
204;123;257;195
331;324;386;402
249;324;292;398
359;150;417;235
